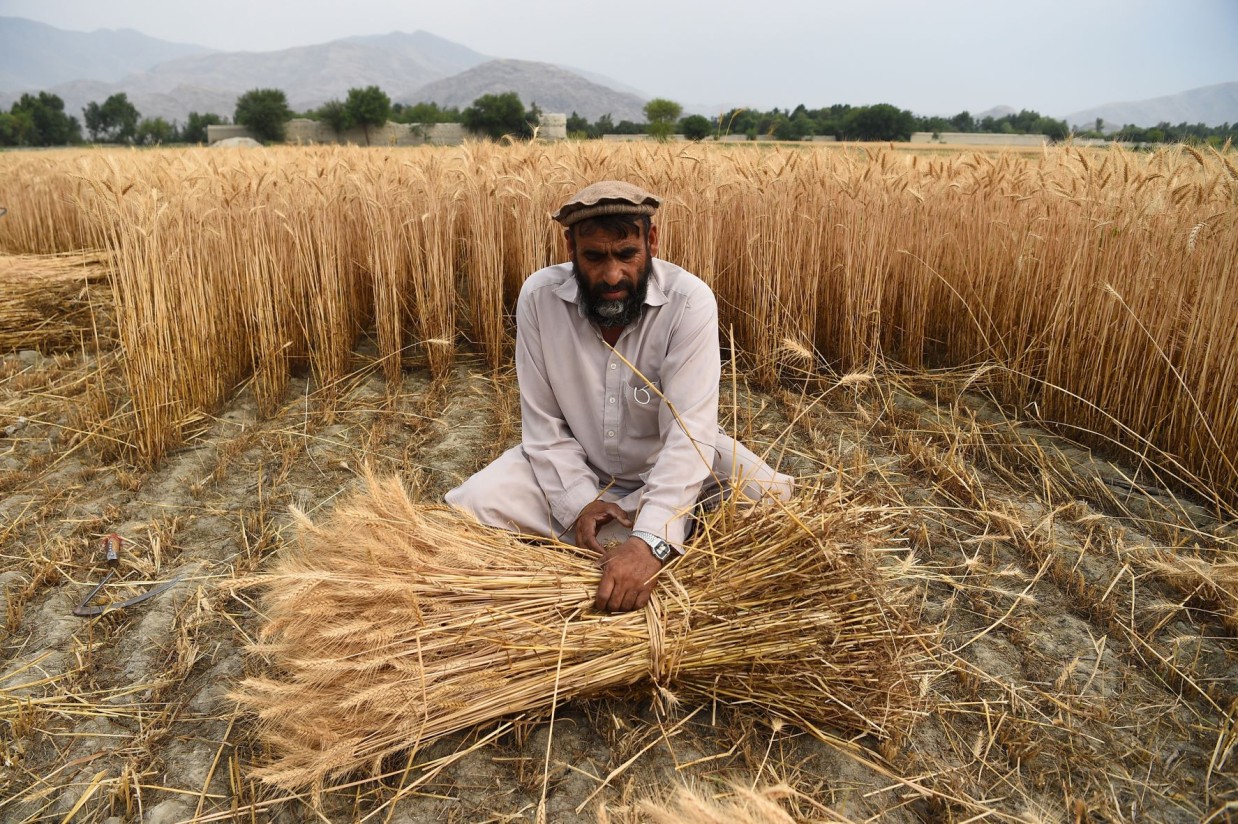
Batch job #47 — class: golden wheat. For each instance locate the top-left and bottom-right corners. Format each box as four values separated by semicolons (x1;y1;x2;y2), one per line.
231;471;929;797
1;143;1234;502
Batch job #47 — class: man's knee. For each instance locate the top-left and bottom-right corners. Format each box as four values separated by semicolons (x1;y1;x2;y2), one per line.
733;468;794;503
711;435;795;503
443;446;560;537
442;482;471;514
445;470;510;529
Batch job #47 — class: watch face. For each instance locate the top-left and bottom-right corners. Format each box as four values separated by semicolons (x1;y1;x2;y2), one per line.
651;540;673;561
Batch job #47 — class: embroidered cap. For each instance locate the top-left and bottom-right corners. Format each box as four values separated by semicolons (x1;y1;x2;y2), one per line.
552;180;661;227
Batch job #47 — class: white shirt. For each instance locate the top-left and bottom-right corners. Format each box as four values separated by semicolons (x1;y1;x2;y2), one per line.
515;257;721;546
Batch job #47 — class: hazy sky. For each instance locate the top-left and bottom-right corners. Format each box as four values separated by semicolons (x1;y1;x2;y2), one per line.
3;0;1236;115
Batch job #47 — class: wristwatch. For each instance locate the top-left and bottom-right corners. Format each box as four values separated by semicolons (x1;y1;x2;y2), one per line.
630;529;679;562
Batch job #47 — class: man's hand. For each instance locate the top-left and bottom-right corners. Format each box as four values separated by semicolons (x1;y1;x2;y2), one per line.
594;536;664;613
573;500;634;555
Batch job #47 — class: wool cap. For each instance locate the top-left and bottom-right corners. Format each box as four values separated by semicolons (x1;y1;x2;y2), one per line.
552;181;661;227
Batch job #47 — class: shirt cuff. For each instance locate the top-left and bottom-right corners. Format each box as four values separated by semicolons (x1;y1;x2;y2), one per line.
552;486;604;535
633;505;690;549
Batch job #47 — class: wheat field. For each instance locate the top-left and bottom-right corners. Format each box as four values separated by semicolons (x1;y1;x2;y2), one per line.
1;141;1234;503
1;141;1236;822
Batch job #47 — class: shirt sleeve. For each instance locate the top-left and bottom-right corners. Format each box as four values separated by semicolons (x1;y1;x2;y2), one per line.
516;285;602;531
630;288;721;547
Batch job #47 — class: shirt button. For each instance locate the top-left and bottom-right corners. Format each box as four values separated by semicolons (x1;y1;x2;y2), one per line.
608;396;616;404
609;363;616;370
607;430;615;437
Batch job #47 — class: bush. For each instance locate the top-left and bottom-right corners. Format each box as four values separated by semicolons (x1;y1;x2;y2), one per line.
680;114;712;141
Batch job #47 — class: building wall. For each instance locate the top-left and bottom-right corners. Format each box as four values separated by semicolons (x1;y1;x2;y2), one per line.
910;132;1048;146
601;134;689;142
206;125;252;143
540;113;567;141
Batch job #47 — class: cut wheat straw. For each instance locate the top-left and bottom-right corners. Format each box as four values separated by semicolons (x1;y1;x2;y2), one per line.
0;253;108;352
232;472;929;797
606;780;854;824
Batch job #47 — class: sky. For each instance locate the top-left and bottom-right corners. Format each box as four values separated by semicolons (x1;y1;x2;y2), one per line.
3;0;1236;116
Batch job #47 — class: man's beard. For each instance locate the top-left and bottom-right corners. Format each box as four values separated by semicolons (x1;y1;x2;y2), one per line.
573;255;652;328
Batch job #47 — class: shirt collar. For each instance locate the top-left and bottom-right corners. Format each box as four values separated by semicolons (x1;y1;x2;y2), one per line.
553;259;671;316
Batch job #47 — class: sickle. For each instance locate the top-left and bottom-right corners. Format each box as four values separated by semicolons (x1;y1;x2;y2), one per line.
72;572;186;617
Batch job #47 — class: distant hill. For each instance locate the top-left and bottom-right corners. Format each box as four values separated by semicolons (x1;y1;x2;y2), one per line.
1064;82;1238;130
124;31;492;113
406;59;647;123
0;23;493;124
0;22;648;127
0;16;211;91
973;105;1017;121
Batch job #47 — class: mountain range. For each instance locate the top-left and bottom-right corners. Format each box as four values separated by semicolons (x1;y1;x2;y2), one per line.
1063;82;1238;131
0;17;648;124
1;17;1233;130
0;16;210;90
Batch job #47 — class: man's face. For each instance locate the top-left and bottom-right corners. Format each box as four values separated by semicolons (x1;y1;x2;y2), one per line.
568;223;660;328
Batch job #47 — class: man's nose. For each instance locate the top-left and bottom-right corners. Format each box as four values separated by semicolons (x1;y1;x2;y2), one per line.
601;258;626;284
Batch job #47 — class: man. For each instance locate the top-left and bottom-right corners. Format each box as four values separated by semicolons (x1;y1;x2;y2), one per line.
446;181;792;613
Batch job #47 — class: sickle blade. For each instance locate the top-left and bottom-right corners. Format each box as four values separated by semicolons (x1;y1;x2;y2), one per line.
72;573;186;618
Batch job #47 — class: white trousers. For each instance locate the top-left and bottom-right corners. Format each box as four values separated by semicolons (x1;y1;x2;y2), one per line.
444;433;794;545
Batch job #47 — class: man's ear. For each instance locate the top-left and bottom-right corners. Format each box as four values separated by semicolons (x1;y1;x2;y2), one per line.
647;223;659;258
564;227;576;256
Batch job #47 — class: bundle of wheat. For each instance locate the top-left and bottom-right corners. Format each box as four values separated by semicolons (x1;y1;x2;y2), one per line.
234;473;930;797
0;253;108;352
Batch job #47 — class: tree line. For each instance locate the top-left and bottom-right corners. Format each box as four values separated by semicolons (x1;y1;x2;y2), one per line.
2;84;1234;148
0;91;227;147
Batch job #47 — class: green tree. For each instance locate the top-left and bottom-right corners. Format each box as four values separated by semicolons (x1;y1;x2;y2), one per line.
183;111;226;144
679;114;712;141
843;103;915;141
807;104;851;138
82;101;105;141
719;107;757;137
612;119;645;135
391;101;461;124
917;115;950;135
344;85;391;145
11;92;80;146
773;111;815;141
462;92;530;140
135;116;174;145
643;98;682;141
234;88;292;143
83;93;140;142
1034;116;1069;141
566;111;595;139
0;111;33;146
316;99;351;136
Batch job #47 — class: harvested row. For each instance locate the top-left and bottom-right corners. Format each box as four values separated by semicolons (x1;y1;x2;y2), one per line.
763;370;1237;821
0;142;1235;503
2;333;1235;820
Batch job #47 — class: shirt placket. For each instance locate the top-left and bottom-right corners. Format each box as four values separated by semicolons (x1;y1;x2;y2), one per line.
602;340;623;473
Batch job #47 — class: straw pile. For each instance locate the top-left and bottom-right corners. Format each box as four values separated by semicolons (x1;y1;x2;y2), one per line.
0;253;108;352
609;781;854;824
234;473;929;796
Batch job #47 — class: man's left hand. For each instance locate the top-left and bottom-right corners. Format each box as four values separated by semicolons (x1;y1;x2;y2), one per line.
594;536;664;613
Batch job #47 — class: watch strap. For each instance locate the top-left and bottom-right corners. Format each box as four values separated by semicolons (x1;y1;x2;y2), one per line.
630;529;678;561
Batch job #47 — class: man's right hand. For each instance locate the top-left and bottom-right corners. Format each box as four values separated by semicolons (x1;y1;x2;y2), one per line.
573;500;634;555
